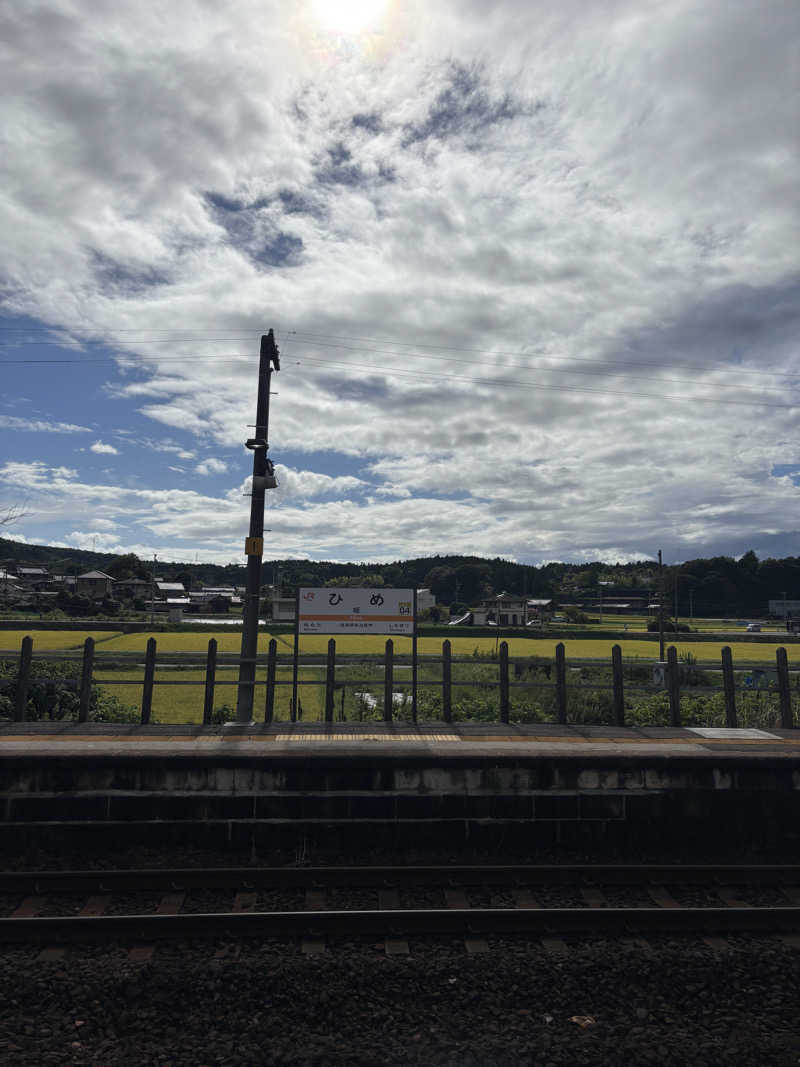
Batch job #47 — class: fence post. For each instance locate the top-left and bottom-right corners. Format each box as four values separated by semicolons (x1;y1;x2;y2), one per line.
14;636;33;722
141;637;156;724
203;638;217;726
265;638;277;723
776;646;793;728
325;639;336;723
442;640;452;723
666;645;681;727
555;642;567;724
384;639;393;722
78;636;95;723
499;641;510;723
721;646;736;728
611;644;624;727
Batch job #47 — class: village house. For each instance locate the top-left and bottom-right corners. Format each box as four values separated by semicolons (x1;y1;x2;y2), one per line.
76;571;116;599
472;593;554;627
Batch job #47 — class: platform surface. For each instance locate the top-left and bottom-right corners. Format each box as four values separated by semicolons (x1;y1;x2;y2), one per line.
1;721;799;761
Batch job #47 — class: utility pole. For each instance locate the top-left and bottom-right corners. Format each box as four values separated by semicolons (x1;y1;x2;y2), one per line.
236;331;280;722
658;549;665;662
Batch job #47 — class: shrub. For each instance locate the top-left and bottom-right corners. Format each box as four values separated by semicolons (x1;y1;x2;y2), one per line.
647;618;692;633
0;658;138;722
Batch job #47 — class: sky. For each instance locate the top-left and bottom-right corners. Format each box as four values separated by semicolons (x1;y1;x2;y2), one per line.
1;0;798;568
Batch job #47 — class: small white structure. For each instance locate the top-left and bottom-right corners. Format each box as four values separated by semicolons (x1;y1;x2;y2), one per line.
271;594;296;622
416;588;436;612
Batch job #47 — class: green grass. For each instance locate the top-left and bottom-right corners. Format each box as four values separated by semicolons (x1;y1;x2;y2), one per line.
94;665;326;724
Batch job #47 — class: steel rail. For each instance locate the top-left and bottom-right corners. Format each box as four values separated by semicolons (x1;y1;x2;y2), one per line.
2;864;799;894
1;907;800;944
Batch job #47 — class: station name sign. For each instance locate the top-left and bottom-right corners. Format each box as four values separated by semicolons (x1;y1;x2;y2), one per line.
297;588;415;635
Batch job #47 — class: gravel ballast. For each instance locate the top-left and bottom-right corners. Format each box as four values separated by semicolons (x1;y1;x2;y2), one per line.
2;936;799;1066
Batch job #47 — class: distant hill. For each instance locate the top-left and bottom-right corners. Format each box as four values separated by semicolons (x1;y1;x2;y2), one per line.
2;537;798;615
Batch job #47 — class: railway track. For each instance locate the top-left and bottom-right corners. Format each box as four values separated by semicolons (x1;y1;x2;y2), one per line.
2;865;800;947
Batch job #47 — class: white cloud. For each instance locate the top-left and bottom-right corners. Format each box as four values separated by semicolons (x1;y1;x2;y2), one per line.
0;415;91;433
90;440;119;455
195;457;228;475
65;530;123;552
1;1;798;563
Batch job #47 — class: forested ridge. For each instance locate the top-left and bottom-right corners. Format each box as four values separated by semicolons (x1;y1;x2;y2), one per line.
2;539;798;616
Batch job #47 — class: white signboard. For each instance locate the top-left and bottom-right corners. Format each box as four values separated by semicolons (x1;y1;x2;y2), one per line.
298;588;415;635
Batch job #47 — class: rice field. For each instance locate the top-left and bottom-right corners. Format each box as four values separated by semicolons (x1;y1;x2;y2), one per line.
2;628;798;663
93;666;326;724
3;626;797;726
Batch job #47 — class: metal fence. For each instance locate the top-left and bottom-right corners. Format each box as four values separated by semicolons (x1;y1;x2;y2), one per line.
5;635;797;728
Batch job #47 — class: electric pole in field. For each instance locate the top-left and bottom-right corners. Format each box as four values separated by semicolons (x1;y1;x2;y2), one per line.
236;331;280;722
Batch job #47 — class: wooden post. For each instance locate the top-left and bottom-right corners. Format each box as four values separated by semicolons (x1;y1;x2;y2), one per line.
291;592;300;722
141;637;156;724
776;646;793;728
14;636;33;722
325;639;336;723
265;638;277;723
721;646;736;728
611;644;624;727
203;638;217;725
78;636;95;723
384;639;394;722
499;641;510;723
666;645;681;727
411;588;418;723
442;639;452;723
555;642;567;724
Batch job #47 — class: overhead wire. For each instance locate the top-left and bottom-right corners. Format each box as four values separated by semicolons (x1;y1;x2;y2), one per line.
0;340;795;406
1;323;796;383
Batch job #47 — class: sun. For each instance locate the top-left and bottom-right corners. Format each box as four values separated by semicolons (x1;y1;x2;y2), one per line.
310;0;388;35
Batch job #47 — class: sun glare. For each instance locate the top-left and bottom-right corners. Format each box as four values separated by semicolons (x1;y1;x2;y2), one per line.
310;0;388;35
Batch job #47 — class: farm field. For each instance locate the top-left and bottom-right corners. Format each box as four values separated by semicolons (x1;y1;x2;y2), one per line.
93;666;326;724
1;628;798;663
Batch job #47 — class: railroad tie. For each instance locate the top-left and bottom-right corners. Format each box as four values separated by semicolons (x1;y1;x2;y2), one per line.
780;886;800;946
129;892;185;963
512;888;568;957
14;897;50;962
379;888;409;956
39;894;110;963
649;884;728;952
708;887;746;952
302;889;327;956
445;888;489;954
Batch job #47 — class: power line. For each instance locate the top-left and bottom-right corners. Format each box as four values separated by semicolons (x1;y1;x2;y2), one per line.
285;328;800;382
278;336;791;396
2;323;797;384
293;354;796;410
2;338;792;400
1;348;795;408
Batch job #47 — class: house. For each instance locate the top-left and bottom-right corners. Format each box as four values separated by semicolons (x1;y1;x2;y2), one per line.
76;571;115;599
472;593;553;627
16;567;50;590
155;581;185;598
0;571;24;598
116;578;151;598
